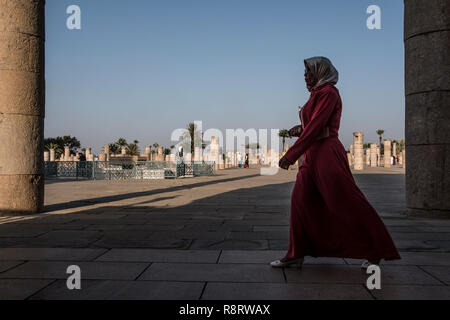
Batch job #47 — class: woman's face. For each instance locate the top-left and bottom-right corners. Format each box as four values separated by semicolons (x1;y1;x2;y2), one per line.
304;66;317;88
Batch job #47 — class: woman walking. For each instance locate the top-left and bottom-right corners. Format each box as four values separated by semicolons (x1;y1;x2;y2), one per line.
271;57;400;268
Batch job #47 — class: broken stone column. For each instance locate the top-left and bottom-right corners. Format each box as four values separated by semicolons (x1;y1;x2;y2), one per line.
64;146;70;162
104;145;110;161
98;153;106;162
157;147;164;161
43;151;49;162
194;146;201;162
405;0;450;217
210;136;220;170
0;0;45;213
348;144;354;167
49;148;55;162
365;148;371;166
384;140;392;168
370;143;377;167
376;147;381;166
85;148;91;160
353;132;364;171
347;152;352;168
402;150;406;169
121;146;126;156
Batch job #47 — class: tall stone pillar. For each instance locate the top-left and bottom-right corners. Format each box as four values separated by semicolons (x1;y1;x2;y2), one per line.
43;151;49;162
405;0;450;217
384;140;392;168
0;0;45;213
370;143;377;167
49;148;55;162
353;132;364;171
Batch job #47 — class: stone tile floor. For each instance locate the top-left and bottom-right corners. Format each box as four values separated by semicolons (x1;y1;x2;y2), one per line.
0;167;449;300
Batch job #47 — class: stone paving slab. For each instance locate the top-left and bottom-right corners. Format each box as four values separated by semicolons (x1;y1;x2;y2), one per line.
202;283;373;300
284;265;442;285
218;250;346;265
0;248;106;261
0;261;24;273
0;261;149;280
190;239;270;250
0;279;54;300
346;252;450;266
419;266;450;285
371;285;450;300
138;263;285;283
30;280;204;300
96;249;220;263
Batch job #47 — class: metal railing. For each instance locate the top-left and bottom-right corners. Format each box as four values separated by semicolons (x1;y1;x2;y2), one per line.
44;161;215;180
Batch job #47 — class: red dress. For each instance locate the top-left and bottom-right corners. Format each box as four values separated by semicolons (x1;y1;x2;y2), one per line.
284;83;401;261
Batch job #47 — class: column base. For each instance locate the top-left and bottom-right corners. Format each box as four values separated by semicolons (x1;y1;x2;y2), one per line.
0;174;44;214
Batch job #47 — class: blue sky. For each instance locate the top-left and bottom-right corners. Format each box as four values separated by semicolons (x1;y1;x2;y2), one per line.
45;0;405;153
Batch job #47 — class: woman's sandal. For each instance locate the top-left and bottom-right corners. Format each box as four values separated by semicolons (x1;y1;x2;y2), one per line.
361;259;381;269
270;257;304;268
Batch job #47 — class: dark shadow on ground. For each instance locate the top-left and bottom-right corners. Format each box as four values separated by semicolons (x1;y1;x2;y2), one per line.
44;173;261;212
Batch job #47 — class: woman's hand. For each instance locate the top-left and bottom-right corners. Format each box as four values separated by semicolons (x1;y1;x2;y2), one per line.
279;157;292;170
288;125;302;137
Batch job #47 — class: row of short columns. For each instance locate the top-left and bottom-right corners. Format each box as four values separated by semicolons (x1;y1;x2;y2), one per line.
347;132;406;170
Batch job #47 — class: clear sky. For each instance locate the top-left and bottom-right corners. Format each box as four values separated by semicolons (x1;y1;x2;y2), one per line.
45;0;405;154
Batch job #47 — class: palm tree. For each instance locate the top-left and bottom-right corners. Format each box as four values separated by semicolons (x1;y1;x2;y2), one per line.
45;142;62;158
187;123;196;155
108;143;119;155
116;138;128;152
376;130;384;147
279;129;290;152
126;140;140;156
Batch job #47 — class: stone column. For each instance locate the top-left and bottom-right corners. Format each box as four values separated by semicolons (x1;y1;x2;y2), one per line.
49;148;55;162
0;0;46;213
402;150;406;169
347;152;352;168
376;147;381;166
157;147;164;161
194;147;201;162
384;140;391;168
349;144;354;167
370;143;377;167
353;132;364;171
121;146;126;156
405;0;450;217
104;145;110;161
64;146;70;161
98;153;106;162
85;148;91;160
365;148;371;166
43;151;49;162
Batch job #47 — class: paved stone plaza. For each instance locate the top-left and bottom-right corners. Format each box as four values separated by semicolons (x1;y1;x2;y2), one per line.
0;167;449;300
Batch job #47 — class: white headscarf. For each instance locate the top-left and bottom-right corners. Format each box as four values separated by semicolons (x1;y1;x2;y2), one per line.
304;56;339;89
